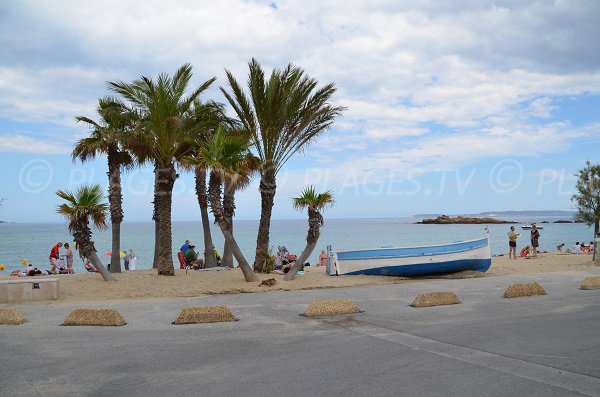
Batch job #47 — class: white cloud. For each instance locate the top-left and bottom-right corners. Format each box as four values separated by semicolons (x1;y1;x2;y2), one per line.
0;134;71;154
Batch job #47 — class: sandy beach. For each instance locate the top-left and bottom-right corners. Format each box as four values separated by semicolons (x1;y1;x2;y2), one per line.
1;253;596;303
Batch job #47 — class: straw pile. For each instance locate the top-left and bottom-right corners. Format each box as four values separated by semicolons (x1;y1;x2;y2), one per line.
410;292;461;308
173;306;236;324
580;276;600;290
62;309;125;326
304;299;360;317
503;282;547;298
0;308;27;325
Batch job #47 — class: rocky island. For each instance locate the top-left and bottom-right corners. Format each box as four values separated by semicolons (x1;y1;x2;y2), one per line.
417;215;513;224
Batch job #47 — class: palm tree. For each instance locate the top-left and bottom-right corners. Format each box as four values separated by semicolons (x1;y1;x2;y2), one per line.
109;64;215;276
73;98;133;273
284;186;334;280
221;139;259;267
181;99;231;268
221;58;345;272
56;184;114;281
202;127;258;282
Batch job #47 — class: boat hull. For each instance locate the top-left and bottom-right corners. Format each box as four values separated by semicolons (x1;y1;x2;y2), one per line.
329;236;491;277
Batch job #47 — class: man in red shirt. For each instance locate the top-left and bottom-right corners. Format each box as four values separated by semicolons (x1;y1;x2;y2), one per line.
49;242;63;272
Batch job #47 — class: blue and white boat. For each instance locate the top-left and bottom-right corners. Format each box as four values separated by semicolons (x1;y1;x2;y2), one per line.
326;233;491;277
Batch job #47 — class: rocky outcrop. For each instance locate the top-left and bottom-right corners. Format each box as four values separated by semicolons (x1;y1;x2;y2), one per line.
417;215;513;224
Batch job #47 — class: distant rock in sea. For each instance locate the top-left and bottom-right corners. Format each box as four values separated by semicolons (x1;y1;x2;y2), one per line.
417;215;513;224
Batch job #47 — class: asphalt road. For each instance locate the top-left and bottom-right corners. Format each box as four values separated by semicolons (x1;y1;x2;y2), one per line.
1;269;600;397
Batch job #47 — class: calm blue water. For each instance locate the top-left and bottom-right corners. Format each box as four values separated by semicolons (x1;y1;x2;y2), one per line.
0;218;594;273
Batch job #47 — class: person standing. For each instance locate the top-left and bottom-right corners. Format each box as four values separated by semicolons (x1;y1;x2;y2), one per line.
530;224;540;257
49;242;62;272
128;249;137;270
319;249;328;267
507;226;520;259
64;243;74;273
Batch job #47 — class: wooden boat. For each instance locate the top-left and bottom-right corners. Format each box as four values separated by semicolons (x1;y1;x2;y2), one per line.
521;225;543;230
326;233;491;277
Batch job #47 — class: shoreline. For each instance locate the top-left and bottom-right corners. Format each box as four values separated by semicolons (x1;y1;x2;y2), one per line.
1;253;596;303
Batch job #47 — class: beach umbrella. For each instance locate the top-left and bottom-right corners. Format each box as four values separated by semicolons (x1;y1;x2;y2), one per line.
105;251;126;257
0;264;5;271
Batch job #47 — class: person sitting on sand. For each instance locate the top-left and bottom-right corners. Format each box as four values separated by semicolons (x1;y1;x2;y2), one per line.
84;259;97;272
191;258;205;270
26;263;34;275
185;243;198;268
573;242;582;254
520;246;530;257
556;243;565;253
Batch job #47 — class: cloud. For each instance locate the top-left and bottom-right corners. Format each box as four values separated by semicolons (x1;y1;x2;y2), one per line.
0;134;71;154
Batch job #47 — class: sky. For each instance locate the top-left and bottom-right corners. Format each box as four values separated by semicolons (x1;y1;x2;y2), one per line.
0;0;599;223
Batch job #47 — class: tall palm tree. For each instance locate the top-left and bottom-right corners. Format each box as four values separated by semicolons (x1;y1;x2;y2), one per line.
73;98;133;273
221;58;345;272
109;64;215;276
56;184;114;281
202;127;258;282
284;186;334;280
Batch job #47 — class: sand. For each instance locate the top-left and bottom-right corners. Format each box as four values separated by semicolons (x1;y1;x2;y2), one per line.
1;253;596;303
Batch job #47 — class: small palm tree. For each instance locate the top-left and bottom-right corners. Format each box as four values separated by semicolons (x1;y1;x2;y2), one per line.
74;97;133;273
221;58;345;272
56;184;114;281
284;186;334;280
202;127;258;282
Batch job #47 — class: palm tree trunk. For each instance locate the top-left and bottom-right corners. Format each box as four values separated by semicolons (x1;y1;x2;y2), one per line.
152;165;160;269
222;185;235;268
107;151;123;273
285;209;321;280
73;220;114;281
195;167;216;268
208;171;258;282
155;163;177;276
254;172;276;272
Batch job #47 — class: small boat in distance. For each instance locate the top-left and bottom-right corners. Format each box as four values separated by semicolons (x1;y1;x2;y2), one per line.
521;225;543;230
327;233;491;277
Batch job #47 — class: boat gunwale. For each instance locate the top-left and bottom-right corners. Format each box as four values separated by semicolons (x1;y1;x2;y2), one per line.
334;236;489;256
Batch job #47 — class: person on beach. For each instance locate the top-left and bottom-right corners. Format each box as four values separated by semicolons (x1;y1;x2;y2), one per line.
319;249;327;267
507;226;520;259
573;242;582;254
126;249;137;270
185;243;198;268
530;224;540;257
26;263;34;276
180;240;191;254
84;259;97;272
64;243;74;273
49;242;62;271
556;243;565;253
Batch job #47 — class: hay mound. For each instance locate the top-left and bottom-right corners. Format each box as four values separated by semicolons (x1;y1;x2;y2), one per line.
504;282;547;298
259;278;276;287
0;308;27;325
304;299;360;317
410;291;461;308
580;276;600;290
62;309;125;326
173;306;236;324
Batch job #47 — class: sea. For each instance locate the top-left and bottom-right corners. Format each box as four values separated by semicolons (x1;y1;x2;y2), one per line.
0;217;595;274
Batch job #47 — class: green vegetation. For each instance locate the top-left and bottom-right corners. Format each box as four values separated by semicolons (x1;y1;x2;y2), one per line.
572;161;600;260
